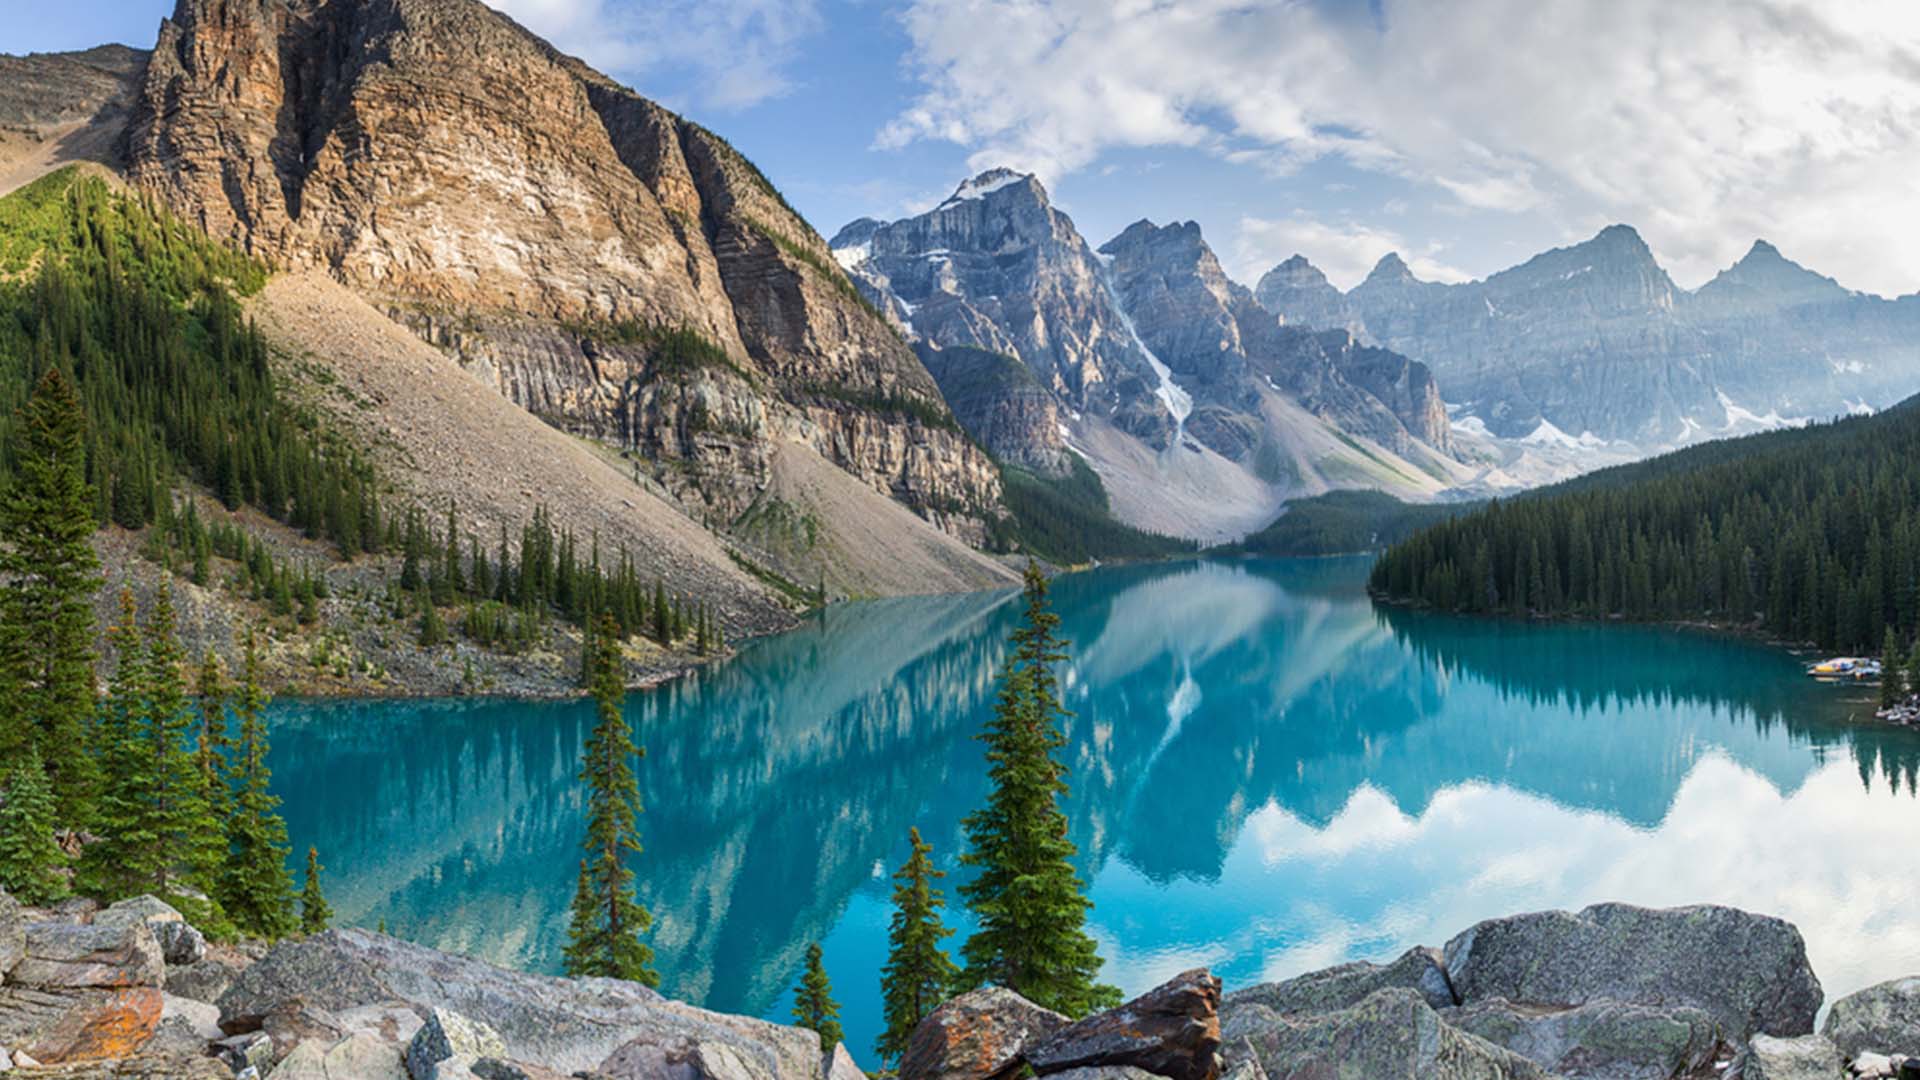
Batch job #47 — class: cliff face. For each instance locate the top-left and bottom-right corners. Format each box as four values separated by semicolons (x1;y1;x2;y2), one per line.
124;0;1002;542
1099;219;1455;462
831;169;1178;449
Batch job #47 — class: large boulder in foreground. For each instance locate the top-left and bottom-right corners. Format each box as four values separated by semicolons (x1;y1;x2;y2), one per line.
0;887;24;977
899;986;1068;1080
1224;987;1551;1080
9;920;164;990
1223;947;1453;1017
1024;969;1222;1080
1441;997;1723;1080
1443;903;1821;1041
1822;976;1920;1059
218;929;834;1078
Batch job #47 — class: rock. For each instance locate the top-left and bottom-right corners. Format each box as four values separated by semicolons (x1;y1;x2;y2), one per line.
92;896;205;968
1824;977;1920;1059
22;988;163;1064
0;891;23;979
1026;969;1222;1080
1852;1052;1897;1079
407;1009;509;1080
268;1034;409;1080
9;922;163;990
469;1059;572;1080
1228;988;1554;1080
216;1030;276;1074
223;930;833;1076
1442;996;1723;1080
163;959;240;1006
1223;947;1454;1017
825;1042;864;1080
7;1055;229;1078
261;1001;350;1061
1443;903;1821;1041
332;1003;425;1047
1041;1069;1165;1079
8;1052;32;1068
1733;1033;1845;1079
898;986;1069;1080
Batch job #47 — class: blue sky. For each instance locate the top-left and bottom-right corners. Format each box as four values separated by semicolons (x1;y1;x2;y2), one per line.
17;0;1920;295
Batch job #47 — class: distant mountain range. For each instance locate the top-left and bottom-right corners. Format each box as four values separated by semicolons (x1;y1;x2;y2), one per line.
833;170;1471;542
1257;226;1920;447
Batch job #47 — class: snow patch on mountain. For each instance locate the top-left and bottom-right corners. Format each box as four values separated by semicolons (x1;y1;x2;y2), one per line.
1715;390;1807;431
1519;419;1607;450
831;242;869;270
1100;271;1193;434
938;170;1025;209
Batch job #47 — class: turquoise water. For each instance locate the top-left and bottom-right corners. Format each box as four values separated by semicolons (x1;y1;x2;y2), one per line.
269;557;1920;1060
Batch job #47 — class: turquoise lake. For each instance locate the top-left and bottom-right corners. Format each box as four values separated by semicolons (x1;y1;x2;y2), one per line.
267;557;1920;1059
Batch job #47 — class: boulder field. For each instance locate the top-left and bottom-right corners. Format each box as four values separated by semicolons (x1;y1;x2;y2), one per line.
1;891;1916;1079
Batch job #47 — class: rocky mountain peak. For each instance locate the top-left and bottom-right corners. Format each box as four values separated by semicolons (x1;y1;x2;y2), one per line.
935;167;1044;210
1694;238;1850;310
1364;252;1418;285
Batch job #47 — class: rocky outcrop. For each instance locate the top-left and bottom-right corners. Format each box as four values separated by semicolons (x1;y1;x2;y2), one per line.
1024;971;1222;1080
9;923;163;991
1732;1033;1845;1079
899;986;1068;1080
1441;997;1722;1080
1227;987;1553;1079
1223;946;1453;1016
122;0;1002;551
1442;902;1822;1042
916;345;1073;475
1252;256;1358;336
1823;977;1920;1060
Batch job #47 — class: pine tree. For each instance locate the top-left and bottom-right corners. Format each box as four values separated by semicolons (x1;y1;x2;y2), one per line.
1884;627;1904;710
878;826;958;1065
0;745;69;905
1908;637;1920;703
791;942;844;1053
300;846;332;934
958;561;1118;1017
143;583;205;894
82;589;155;900
0;368;104;820
221;631;297;940
563;613;658;985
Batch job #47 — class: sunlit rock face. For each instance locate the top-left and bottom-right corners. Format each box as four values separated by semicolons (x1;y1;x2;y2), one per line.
1257;231;1920;448
122;0;1003;538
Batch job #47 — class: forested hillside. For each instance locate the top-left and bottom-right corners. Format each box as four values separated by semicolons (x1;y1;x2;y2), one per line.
1370;398;1920;653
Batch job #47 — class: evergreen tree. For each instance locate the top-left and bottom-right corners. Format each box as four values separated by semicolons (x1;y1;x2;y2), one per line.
1884;627;1904;710
0;368;103;820
142;583;205;894
82;589;155;900
0;745;69;905
300;846;332;934
1909;636;1920;702
191;653;232;885
878;826;958;1065
221;632;297;940
957;562;1118;1017
791;942;844;1053
563;613;658;985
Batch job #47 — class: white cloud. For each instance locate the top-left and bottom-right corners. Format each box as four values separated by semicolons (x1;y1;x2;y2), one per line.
884;0;1920;295
487;0;822;110
1234;214;1472;289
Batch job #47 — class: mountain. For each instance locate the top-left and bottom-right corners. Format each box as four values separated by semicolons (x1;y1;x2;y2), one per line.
834;173;1469;542
0;45;145;191
1258;227;1920;449
85;0;1020;608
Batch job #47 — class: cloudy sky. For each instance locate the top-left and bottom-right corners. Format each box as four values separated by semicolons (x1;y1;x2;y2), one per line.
22;0;1920;293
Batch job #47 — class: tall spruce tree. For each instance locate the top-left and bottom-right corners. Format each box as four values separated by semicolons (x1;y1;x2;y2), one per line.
0;368;103;820
142;583;206;894
878;826;958;1065
221;631;297;939
958;561;1118;1017
0;745;69;905
563;613;658;985
301;846;332;934
791;942;844;1053
83;589;155;900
